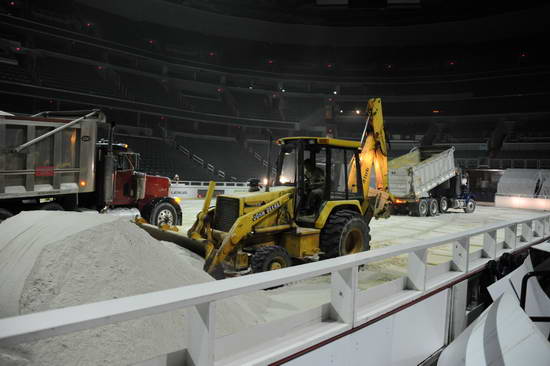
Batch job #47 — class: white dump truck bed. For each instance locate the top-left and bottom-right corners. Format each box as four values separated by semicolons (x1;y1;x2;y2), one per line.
0;112;102;200
388;146;456;199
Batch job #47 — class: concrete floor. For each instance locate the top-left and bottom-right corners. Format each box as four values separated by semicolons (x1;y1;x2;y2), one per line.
176;199;544;321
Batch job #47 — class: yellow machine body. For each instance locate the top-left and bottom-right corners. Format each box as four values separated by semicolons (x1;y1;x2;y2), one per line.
184;98;392;278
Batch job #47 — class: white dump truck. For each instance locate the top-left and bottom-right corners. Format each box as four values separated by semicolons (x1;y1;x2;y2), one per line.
389;146;476;216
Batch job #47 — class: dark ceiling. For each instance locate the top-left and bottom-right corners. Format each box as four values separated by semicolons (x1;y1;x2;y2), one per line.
167;0;544;26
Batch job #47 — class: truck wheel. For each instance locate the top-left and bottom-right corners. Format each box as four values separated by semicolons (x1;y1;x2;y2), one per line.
439;197;449;213
0;208;13;223
150;202;177;226
427;198;439;216
464;199;476;214
320;209;370;259
40;202;64;211
413;199;429;217
251;246;292;273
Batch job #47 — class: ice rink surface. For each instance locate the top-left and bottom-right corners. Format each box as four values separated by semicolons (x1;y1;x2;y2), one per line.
177;199;543;321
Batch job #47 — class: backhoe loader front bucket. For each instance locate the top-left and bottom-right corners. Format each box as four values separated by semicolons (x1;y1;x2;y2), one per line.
203;255;226;280
135;221;207;257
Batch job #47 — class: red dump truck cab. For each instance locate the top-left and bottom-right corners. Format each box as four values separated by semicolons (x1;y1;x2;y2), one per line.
95;141;182;226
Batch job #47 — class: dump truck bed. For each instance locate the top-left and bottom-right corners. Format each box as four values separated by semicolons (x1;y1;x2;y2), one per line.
388;146;456;199
0;114;100;199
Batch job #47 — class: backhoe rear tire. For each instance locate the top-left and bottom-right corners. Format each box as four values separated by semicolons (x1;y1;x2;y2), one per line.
320;209;370;259
251;246;292;273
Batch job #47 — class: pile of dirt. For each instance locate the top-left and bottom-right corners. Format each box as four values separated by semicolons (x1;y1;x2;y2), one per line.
0;211;271;366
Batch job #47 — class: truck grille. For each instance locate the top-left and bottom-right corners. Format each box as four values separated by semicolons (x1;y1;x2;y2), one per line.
212;197;240;232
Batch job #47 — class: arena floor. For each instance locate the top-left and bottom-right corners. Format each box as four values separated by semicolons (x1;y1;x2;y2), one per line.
177;199;543;321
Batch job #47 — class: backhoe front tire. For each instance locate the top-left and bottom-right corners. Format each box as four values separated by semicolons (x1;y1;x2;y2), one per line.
320;209;370;259
251;246;292;273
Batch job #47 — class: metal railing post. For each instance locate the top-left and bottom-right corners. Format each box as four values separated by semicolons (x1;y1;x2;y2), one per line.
452;237;470;272
504;224;517;249
533;219;545;238
482;230;497;259
330;266;358;324
407;248;428;291
521;221;533;243
187;302;216;366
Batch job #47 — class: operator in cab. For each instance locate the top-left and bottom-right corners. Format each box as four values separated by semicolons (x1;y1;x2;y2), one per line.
304;158;325;214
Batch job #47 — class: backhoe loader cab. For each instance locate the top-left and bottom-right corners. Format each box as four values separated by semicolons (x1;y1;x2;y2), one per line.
275;137;366;226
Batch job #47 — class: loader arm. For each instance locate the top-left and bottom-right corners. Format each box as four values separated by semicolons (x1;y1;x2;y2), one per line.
204;193;293;278
187;181;216;240
348;98;392;218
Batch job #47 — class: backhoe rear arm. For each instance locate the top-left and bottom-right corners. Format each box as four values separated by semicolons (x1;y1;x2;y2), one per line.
348;98;393;218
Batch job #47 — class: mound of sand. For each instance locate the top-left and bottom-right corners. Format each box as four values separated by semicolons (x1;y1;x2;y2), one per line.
0;211;271;366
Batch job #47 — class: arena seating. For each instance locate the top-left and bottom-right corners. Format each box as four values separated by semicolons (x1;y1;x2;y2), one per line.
0;2;548;180
0;62;32;84
117;135;215;181
176;135;266;181
118;72;173;106
37;57;119;96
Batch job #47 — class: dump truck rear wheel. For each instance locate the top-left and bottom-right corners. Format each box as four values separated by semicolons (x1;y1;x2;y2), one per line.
428;198;439;216
251;246;292;273
464;199;476;214
439;197;449;213
150;202;177;226
40;202;64;211
0;208;13;223
320;209;370;259
413;199;429;217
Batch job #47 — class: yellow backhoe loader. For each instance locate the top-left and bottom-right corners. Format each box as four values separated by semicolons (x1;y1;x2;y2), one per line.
146;98;392;279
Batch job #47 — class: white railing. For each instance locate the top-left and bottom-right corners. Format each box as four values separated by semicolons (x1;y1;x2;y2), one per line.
1;213;549;366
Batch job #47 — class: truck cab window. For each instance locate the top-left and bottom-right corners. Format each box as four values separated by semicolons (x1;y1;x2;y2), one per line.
117;154;131;170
